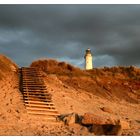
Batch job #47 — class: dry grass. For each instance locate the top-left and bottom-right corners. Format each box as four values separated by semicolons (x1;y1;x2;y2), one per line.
87;66;140;80
30;59;87;76
30;59;140;104
0;54;18;80
31;59;140;81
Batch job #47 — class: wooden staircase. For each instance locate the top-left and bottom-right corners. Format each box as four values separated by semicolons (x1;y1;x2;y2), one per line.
19;67;59;121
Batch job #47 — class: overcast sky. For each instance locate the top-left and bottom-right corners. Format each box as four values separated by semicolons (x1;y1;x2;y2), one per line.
0;5;140;68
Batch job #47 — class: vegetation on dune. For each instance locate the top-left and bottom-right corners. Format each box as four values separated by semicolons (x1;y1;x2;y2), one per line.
30;59;88;76
0;54;18;80
88;66;140;80
31;59;140;80
30;59;140;104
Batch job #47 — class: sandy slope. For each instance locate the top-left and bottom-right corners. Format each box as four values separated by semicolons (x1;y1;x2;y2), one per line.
44;74;140;135
0;56;140;135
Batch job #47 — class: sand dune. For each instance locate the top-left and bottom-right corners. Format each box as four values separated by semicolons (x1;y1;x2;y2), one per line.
0;55;139;135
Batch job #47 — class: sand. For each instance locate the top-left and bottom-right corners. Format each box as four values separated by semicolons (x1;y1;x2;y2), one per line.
0;56;139;135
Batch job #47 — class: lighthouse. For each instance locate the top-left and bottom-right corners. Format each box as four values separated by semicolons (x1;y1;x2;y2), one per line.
84;48;93;70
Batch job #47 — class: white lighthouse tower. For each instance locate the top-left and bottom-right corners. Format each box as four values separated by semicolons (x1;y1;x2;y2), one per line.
84;48;93;70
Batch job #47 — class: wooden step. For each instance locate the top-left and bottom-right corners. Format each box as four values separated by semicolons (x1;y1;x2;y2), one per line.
22;79;42;80
21;70;38;71
22;85;46;87
22;71;38;73
23;94;51;97
22;75;41;77
22;76;43;78
27;110;58;114
22;77;42;79
22;86;45;88
22;72;41;74
23;95;51;98
24;94;52;99
23;91;48;93
23;81;44;83
23;94;52;98
23;93;51;96
21;67;36;68
21;69;37;71
23;87;46;88
22;81;43;83
22;85;45;87
25;103;55;107
23;91;49;94
22;83;44;85
21;69;37;70
23;93;49;97
21;68;38;70
22;84;44;86
29;114;57;118
22;86;47;90
22;81;43;82
23;97;51;100
22;75;39;76
23;75;43;77
28;115;58;121
23;90;47;92
22;74;40;76
22;89;47;91
22;82;44;84
22;79;42;81
21;70;37;71
22;84;45;86
28;115;57;120
22;81;44;83
22;77;43;81
23;74;43;76
22;74;41;76
23;97;52;103
22;80;43;81
22;86;46;88
22;78;42;79
25;103;55;108
27;111;59;116
22;88;47;91
23;94;50;97
23;76;44;78
21;69;40;71
24;100;54;104
23;91;48;94
23;89;47;91
24;98;52;102
22;77;39;79
26;107;57;112
22;88;47;90
21;71;37;72
22;73;42;75
23;96;51;99
21;70;37;72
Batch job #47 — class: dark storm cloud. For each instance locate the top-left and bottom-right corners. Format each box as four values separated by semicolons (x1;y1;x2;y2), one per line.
0;5;140;67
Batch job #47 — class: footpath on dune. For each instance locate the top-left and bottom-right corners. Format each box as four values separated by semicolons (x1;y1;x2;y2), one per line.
0;55;140;135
